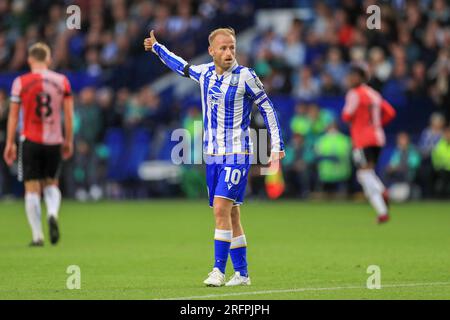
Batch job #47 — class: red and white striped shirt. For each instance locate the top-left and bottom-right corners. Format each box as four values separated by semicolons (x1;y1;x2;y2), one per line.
10;69;71;145
342;84;396;149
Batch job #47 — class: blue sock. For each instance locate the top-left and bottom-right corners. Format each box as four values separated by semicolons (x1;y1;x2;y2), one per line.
230;235;248;277
213;229;232;274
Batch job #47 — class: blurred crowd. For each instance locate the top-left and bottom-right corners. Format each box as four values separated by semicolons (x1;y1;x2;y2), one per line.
0;0;254;87
0;0;449;200
247;0;449;121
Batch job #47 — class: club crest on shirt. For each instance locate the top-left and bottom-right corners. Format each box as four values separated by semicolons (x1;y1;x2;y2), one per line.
207;85;224;110
205;70;213;78
229;73;240;86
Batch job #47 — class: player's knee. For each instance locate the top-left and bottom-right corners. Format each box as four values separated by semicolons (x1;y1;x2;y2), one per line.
360;162;374;170
214;205;228;219
214;201;232;220
231;213;239;225
231;207;240;222
24;180;41;194
43;178;58;187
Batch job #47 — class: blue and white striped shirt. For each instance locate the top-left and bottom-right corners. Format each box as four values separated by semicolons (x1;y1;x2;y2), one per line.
153;42;284;155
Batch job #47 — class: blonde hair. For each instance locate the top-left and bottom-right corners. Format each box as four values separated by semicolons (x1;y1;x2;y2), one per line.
208;27;236;45
28;42;51;62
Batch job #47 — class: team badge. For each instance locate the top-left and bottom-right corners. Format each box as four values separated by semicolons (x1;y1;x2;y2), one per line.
230;74;240;86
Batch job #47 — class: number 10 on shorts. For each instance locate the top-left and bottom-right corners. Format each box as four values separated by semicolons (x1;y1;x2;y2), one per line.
224;167;242;185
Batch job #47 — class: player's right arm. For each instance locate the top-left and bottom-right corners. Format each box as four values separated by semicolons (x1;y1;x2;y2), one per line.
341;89;359;123
143;30;203;83
3;77;21;166
3;101;19;166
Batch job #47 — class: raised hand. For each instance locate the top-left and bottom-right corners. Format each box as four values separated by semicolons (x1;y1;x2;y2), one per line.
143;30;157;52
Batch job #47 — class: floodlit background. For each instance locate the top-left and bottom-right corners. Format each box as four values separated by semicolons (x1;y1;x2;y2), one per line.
0;0;448;201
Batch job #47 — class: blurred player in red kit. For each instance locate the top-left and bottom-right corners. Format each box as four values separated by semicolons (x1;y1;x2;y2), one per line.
342;65;396;224
3;43;74;245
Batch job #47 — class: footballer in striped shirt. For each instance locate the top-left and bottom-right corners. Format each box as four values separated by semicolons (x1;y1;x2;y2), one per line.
144;28;285;287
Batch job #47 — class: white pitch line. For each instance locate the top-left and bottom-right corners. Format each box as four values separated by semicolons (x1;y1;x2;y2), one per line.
158;282;450;300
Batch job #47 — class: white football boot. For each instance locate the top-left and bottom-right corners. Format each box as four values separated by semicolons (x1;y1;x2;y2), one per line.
225;272;251;286
203;268;226;287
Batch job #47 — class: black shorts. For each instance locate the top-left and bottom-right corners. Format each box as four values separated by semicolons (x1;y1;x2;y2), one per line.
19;139;62;182
352;147;381;168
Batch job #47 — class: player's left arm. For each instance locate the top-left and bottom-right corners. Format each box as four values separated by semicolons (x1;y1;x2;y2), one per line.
244;69;285;162
380;99;396;126
62;76;74;160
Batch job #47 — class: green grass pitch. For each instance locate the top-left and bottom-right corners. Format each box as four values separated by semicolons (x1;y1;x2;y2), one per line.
0;199;449;300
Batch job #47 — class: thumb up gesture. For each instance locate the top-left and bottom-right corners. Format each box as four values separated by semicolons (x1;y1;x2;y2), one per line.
143;30;158;52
